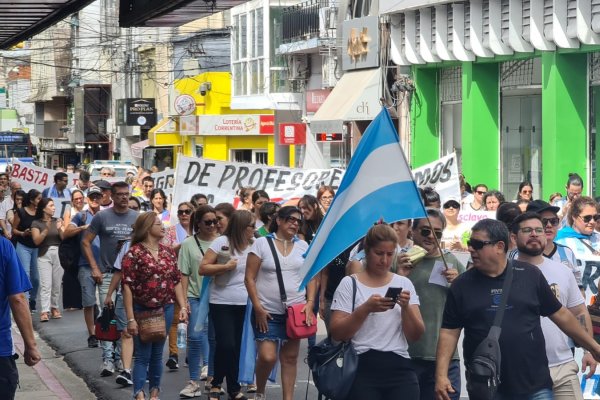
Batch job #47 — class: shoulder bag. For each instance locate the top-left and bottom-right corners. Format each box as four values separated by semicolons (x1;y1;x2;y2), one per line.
266;236;317;340
466;262;514;400
135;307;166;343
307;276;359;400
95;306;120;342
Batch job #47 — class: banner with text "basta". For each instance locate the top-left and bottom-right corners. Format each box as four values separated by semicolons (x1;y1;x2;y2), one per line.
171;156;345;207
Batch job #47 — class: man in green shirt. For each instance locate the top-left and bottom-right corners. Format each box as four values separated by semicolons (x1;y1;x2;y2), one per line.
407;208;465;400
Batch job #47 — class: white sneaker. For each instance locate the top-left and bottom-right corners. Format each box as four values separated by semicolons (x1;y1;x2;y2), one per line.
100;360;114;377
179;380;202;398
200;366;208;381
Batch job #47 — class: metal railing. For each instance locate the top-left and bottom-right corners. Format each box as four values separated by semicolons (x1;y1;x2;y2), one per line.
281;0;337;44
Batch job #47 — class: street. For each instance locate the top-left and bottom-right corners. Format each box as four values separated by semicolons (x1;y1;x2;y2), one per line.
29;309;323;400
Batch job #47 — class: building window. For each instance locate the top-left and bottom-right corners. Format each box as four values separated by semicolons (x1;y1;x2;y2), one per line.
256;7;264;57
439;67;462;167
240;14;247;59
231;149;268;164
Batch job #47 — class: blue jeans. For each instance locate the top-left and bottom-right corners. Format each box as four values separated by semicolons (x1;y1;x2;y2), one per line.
16;242;39;305
413;359;461;400
132;303;174;398
187;297;209;381
496;388;553;400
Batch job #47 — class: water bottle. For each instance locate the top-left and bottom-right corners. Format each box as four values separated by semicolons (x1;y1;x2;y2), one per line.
177;322;187;349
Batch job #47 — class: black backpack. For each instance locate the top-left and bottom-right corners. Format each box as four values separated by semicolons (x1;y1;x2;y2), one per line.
58;211;87;272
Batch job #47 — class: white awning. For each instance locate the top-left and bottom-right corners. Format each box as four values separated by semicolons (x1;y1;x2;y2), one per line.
130;139;148;159
310;68;381;135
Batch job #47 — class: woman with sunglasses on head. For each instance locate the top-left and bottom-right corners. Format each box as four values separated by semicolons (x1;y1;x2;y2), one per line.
441;197;469;251
245;206;317;400
200;210;256;400
177;206;218;398
407;209;465;399
317;186;335;214
122;212;188;400
555;197;600;281
330;224;425;400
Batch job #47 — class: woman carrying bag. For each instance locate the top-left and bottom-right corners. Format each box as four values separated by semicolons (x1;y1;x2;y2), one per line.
121;212;188;400
245;206;317;400
330;224;425;400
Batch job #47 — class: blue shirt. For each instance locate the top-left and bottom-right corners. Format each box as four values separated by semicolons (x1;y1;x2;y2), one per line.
0;236;32;356
71;210;100;267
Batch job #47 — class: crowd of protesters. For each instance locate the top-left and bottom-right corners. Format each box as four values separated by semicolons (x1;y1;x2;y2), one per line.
5;162;600;400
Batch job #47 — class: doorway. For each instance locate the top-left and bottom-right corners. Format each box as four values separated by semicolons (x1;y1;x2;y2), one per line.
500;94;542;200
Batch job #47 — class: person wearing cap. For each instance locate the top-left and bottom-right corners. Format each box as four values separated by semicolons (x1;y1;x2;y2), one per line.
522;200;583;295
63;186;103;349
441;197;469;251
93;180;113;210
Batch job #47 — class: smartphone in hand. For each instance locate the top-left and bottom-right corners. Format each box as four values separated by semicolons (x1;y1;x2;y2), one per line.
384;287;403;308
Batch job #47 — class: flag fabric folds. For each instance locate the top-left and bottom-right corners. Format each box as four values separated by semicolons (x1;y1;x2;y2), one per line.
299;107;427;289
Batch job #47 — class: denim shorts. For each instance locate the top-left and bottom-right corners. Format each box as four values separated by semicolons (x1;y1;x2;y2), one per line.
114;292;126;331
251;312;287;342
77;266;96;308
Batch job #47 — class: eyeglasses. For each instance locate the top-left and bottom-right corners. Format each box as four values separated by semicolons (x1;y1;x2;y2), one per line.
443;202;460;209
475;190;486;195
203;219;218;226
320;196;333;201
541;217;560;227
285;216;302;225
579;214;600;224
467;239;499;250
177;209;192;216
419;228;443;239
518;227;544;235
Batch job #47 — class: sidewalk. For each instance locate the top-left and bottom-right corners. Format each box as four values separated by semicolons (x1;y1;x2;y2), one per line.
12;324;96;400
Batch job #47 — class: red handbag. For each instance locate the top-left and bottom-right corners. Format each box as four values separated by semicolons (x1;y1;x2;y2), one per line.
266;237;317;340
95;306;121;342
286;303;317;339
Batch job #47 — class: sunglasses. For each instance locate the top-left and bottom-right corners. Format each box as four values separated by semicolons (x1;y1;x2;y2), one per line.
203;219;218;226
443;202;460;209
177;209;192;216
541;217;560;227
467;239;499;250
519;227;544;235
475;190;486;195
419;228;443;239
579;214;600;224
285;216;302;225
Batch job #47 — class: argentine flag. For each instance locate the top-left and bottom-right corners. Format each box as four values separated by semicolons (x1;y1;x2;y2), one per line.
299;108;426;289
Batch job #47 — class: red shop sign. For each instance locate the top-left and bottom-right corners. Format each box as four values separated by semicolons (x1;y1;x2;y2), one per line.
279;123;307;145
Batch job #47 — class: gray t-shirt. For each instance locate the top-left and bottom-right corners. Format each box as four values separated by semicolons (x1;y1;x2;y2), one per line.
87;208;138;273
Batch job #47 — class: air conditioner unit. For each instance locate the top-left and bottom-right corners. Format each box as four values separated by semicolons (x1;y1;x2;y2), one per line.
321;55;338;88
289;55;310;80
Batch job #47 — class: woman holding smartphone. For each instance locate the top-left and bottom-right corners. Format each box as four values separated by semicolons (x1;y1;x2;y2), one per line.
329;224;424;400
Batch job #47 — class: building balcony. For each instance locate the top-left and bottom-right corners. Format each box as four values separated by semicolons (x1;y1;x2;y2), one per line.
278;0;337;55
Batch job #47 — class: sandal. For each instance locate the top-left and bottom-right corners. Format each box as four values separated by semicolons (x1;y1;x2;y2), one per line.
40;312;49;322
229;392;248;400
209;388;222;399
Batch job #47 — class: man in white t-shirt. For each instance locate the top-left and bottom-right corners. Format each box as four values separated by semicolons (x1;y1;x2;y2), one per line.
512;212;597;399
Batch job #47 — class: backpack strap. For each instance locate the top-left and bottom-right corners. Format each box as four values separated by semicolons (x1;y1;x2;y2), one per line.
488;261;514;340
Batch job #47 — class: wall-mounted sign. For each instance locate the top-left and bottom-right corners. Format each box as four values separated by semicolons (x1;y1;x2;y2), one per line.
180;115;199;136
315;132;343;142
199;115;275;136
125;98;156;128
342;16;380;71
174;94;196;116
279;123;306;145
306;89;332;113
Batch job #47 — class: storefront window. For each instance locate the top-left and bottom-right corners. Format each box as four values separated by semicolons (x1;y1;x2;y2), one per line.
142;147;174;171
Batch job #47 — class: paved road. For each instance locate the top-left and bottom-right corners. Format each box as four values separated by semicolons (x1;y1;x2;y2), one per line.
33;309;322;400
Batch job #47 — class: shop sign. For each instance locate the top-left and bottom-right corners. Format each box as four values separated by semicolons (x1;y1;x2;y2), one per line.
125;98;156;128
174;94;196;116
279;123;306;145
199;115;275;136
180;115;198;136
306;89;331;113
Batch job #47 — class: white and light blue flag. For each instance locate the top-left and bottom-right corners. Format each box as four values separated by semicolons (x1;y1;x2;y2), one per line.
299;108;427;289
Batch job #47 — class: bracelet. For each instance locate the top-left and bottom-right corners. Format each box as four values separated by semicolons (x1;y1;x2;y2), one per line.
127;319;136;324
181;307;187;312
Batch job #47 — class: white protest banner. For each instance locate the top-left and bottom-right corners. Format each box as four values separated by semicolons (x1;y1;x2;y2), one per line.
412;153;461;203
152;169;175;197
10;161;78;192
171;156;345;209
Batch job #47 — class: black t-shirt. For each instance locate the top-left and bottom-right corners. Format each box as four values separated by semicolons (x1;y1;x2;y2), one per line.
442;260;562;396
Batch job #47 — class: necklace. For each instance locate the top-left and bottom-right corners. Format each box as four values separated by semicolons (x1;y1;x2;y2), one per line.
141;242;159;252
274;235;293;257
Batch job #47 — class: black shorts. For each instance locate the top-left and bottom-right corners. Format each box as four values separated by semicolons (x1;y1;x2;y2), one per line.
0;355;19;400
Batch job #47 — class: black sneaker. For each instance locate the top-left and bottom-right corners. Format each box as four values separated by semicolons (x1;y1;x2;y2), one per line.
116;369;133;386
166;355;179;370
87;335;99;348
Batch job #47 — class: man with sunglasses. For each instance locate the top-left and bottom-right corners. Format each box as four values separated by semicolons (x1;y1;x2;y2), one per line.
436;219;600;400
408;208;465;400
511;212;596;400
524;200;583;295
